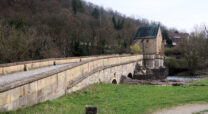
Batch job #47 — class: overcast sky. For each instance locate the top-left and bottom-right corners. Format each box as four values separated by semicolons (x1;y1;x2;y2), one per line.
84;0;208;32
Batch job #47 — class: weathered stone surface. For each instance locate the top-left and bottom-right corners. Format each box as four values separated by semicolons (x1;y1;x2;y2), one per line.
71;67;81;79
66;70;72;82
0;55;117;76
3;65;25;75
81;63;89;75
0;68;3;76
134;66;168;80
0;54;146;111
55;59;71;65
0;91;10;107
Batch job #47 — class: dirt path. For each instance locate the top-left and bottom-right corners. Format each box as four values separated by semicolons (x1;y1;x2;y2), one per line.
154;104;208;114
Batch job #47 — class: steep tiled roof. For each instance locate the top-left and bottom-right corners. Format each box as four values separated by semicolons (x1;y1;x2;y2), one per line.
135;25;159;39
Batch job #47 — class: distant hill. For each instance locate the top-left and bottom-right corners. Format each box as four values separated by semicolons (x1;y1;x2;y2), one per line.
0;0;165;63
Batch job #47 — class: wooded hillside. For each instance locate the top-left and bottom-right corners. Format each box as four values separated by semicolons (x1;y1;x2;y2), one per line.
0;0;163;63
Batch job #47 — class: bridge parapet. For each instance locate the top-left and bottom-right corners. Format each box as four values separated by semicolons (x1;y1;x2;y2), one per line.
0;55;119;76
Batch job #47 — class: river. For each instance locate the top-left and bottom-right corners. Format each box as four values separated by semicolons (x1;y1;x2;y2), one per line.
166;76;200;82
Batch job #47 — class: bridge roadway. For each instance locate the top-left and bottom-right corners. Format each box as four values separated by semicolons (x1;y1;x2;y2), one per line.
0;62;78;87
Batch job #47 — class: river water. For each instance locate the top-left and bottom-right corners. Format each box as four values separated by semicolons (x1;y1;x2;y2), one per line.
166;76;200;82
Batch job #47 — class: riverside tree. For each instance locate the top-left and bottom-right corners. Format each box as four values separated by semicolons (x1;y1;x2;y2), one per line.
176;25;208;75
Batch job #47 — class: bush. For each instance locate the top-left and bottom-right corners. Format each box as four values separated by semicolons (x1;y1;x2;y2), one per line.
165;57;187;75
165;47;181;56
130;43;141;54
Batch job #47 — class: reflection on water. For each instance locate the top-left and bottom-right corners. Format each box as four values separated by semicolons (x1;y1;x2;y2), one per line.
166;76;200;82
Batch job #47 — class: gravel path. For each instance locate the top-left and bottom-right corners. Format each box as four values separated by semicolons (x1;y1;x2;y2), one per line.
154;104;208;114
0;63;77;86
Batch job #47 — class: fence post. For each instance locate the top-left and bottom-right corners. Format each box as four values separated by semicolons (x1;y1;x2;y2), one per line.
85;105;98;114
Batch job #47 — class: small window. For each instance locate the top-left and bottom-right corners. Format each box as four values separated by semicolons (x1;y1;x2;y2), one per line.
146;40;149;43
141;40;144;43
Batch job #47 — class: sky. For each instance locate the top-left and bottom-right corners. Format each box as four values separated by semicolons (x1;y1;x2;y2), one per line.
84;0;208;32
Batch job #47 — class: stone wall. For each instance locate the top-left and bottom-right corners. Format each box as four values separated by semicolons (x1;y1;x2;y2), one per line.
156;27;163;55
135;38;157;54
67;62;137;93
134;54;167;80
144;54;164;69
0;55;142;111
0;55;118;76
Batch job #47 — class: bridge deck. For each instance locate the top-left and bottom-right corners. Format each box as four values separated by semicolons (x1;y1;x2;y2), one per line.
0;62;78;86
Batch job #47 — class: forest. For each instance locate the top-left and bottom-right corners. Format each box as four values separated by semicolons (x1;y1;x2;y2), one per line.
0;0;171;64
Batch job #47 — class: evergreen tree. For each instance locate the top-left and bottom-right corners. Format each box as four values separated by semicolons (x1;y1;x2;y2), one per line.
112;16;125;30
162;30;173;46
72;0;83;15
91;8;99;19
162;30;169;40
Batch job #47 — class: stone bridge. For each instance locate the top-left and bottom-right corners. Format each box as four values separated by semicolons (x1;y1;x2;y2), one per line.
0;54;163;111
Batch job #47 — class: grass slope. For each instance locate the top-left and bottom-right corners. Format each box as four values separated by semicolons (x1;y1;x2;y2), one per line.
3;84;208;114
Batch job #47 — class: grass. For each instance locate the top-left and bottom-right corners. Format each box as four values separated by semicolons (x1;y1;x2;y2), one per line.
3;84;208;114
190;78;208;85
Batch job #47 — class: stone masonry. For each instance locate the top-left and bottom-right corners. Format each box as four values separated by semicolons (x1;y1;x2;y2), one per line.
0;55;142;111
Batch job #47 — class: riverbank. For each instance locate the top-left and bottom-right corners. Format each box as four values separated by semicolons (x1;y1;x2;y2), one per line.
121;76;187;86
172;69;208;77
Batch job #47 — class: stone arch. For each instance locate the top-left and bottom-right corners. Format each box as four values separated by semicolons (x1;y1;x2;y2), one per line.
112;79;117;84
127;73;133;79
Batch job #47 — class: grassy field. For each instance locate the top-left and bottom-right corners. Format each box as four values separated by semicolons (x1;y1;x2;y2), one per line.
3;81;208;114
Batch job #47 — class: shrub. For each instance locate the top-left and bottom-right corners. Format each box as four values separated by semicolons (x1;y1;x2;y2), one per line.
130;43;141;54
165;47;181;56
165;57;188;75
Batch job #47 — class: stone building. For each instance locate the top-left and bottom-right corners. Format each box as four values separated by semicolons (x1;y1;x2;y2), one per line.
134;25;164;56
132;25;166;70
133;25;168;80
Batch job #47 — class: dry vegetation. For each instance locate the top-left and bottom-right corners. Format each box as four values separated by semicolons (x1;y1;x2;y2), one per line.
0;0;167;64
165;26;208;76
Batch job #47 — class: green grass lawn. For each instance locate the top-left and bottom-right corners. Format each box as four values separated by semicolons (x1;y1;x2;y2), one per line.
3;83;208;114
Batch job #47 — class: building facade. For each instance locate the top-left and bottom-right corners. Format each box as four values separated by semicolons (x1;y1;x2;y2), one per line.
134;25;164;56
171;33;189;46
